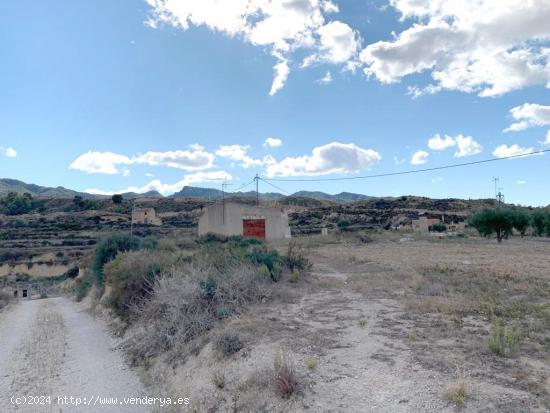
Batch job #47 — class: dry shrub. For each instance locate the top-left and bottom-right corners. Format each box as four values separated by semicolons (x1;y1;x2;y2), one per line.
214;332;243;357
103;250;176;321
123;262;272;366
284;241;312;274
442;364;469;407
273;350;297;399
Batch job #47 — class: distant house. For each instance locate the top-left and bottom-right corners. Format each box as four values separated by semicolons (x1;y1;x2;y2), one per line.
198;202;291;240
132;208;162;226
411;216;441;232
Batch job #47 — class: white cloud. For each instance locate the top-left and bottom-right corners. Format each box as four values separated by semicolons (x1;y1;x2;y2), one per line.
133;149;214;170
70;148;215;174
427;134;456;151
270;56;290;96
317;20;360;64
1;146;17;157
263;137;283;148
266;141;381;177
431;176;444;183
361;0;550;97
454;135;483;157
146;0;355;95
145;172;155;177
410;150;429;165
122;169;131;177
69;151;132;175
516;180;527;185
492;144;535;158
545;130;550;145
317;71;332;84
215;144;275;168
86;170;232;196
426;133;482;157
504;103;550;132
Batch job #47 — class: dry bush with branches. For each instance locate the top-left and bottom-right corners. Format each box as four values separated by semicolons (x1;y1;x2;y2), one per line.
123;259;272;366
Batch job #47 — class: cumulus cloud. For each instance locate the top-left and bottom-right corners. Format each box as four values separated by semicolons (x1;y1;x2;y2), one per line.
454;135;483;157
69;151;133;175
504;103;550;132
145;0;359;94
1;146;17;157
133;149;214;170
263;137;283;148
266;142;381;177
70;148;215;174
410;150;429;165
426;134;482;157
86;170;232;196
215;144;275;168
361;0;550;97
427;134;456;151
492;144;535;158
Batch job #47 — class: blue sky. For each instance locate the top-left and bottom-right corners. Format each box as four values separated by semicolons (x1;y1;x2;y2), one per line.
1;0;549;205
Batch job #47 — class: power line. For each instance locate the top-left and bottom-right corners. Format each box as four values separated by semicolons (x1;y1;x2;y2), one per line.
231;179;256;193
261;149;550;182
258;178;292;195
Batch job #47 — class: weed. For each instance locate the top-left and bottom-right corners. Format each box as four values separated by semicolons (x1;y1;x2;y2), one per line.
442;364;469;407
212;371;226;389
285;241;313;273
304;356;319;370
358;318;368;328
488;320;522;357
274;350;297;399
215;333;243;357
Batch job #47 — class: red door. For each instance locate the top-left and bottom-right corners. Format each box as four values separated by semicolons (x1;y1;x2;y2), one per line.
243;219;266;240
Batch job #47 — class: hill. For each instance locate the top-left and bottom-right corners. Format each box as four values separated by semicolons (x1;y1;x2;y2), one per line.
0;178;91;198
292;191;373;203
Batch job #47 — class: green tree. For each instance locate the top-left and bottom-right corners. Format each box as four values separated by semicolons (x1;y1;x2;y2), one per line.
469;209;516;242
510;209;530;237
111;194;123;204
1;192;33;215
531;210;549;236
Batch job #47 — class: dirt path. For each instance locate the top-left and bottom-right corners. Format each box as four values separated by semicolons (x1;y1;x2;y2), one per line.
0;297;149;412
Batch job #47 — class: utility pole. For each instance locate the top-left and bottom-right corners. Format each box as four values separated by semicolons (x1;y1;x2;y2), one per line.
493;177;499;199
222;182;232;224
255;174;259;206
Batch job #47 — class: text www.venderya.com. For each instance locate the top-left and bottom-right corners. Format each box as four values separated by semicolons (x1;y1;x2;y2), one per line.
10;395;190;408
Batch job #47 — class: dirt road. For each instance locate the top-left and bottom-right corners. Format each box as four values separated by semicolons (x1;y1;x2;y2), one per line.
0;297;150;412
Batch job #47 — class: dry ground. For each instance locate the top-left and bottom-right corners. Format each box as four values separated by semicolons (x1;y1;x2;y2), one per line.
151;233;550;412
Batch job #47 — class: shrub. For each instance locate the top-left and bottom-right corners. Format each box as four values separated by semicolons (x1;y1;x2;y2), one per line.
246;246;283;282
214;333;243;357
443;379;467;407
337;220;351;230
103;250;174;321
284;241;312;273
430;223;447;233
273;350;297;399
123;262;272;366
111;194;123;204
74;269;95;301
487;320;521;357
92;233;143;286
212;371;226;389
65;267;80;279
